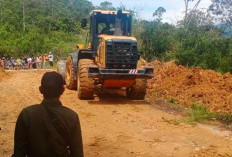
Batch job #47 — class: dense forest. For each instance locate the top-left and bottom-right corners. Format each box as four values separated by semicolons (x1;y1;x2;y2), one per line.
0;0;93;57
0;0;232;73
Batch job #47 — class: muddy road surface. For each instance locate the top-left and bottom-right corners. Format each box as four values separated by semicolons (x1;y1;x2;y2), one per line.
0;70;232;157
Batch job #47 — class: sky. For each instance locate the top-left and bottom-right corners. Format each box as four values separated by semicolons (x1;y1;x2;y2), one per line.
89;0;212;24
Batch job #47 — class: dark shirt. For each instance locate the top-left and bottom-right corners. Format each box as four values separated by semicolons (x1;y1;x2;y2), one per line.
12;99;84;157
23;58;28;64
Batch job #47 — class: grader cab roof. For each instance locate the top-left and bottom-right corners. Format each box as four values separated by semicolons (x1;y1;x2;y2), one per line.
90;10;131;16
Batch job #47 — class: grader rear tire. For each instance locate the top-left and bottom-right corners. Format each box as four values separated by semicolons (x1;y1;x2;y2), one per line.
77;59;94;100
65;56;77;90
126;79;147;100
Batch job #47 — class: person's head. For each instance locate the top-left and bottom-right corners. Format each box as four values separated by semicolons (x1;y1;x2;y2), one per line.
39;72;65;99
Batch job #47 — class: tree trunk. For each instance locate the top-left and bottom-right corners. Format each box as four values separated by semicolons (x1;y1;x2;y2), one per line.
184;0;189;29
23;1;26;32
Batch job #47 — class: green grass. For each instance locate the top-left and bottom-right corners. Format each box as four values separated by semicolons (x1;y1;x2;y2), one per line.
46;62;57;70
165;98;185;112
186;102;232;125
167;97;179;105
161;99;232;125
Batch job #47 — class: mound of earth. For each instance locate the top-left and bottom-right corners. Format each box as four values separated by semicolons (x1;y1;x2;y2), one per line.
147;60;232;113
0;67;8;81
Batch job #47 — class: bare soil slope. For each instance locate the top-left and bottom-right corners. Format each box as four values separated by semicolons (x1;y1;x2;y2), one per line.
0;70;232;156
148;60;232;113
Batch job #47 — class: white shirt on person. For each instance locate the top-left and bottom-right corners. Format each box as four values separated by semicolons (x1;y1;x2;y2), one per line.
27;58;32;63
48;54;53;62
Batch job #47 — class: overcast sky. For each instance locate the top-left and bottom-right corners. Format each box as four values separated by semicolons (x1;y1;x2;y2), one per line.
89;0;212;24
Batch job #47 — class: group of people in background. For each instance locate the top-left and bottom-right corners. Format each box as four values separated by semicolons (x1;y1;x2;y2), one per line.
0;52;54;70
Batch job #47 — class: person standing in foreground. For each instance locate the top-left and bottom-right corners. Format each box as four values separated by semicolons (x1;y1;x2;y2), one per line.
12;72;84;157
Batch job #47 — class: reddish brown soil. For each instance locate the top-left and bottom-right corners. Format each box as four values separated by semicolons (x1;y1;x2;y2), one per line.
0;67;9;81
148;60;232;113
1;70;232;156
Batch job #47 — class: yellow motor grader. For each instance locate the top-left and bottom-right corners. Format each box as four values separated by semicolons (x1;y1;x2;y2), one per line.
57;10;154;100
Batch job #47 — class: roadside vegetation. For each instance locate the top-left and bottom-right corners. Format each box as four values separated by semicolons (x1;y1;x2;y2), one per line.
164;99;232;125
188;103;232;125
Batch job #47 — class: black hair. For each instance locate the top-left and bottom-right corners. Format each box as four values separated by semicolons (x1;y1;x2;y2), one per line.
41;72;64;99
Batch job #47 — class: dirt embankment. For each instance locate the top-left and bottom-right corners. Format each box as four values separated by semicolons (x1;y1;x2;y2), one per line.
148;60;232;113
0;67;9;81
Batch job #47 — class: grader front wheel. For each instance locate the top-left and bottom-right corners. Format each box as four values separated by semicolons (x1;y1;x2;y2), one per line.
77;59;94;100
126;79;147;100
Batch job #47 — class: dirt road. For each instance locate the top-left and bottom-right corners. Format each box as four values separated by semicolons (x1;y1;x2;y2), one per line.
0;70;232;157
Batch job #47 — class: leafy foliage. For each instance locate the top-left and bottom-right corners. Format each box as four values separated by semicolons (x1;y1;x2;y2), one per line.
153;7;166;22
0;0;93;57
97;1;116;10
208;0;232;28
134;1;232;74
134;20;174;61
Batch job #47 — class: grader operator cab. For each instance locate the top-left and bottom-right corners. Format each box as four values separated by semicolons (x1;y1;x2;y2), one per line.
57;10;154;100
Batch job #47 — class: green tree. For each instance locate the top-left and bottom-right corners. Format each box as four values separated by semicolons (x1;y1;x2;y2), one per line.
208;0;232;27
98;1;115;10
153;7;166;22
0;0;93;56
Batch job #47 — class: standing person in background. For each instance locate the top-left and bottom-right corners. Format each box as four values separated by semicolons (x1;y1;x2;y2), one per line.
38;55;42;69
16;58;21;70
7;58;12;70
23;57;28;69
27;56;32;69
21;58;26;69
48;52;54;68
3;57;7;69
36;56;40;69
11;57;16;70
32;57;37;69
13;58;16;70
43;54;48;69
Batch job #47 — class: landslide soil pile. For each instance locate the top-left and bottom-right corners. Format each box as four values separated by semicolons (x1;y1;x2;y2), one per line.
147;60;232;113
0;67;8;81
